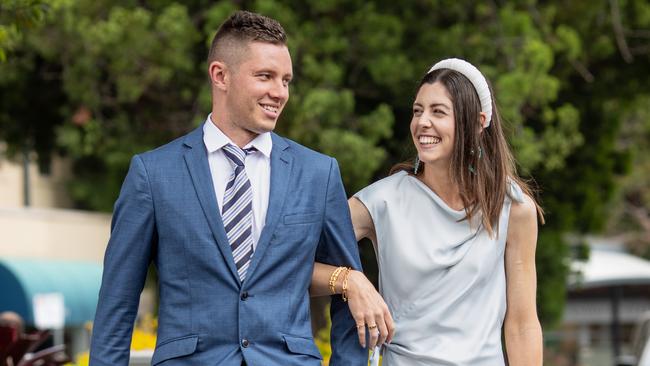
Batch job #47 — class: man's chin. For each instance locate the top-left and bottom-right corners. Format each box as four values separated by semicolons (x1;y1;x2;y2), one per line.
254;121;277;134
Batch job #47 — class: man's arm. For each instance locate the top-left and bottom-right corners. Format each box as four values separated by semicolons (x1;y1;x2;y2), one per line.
89;155;156;366
314;158;367;366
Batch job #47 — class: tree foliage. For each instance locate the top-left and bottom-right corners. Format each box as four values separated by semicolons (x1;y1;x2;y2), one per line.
2;0;649;326
0;0;49;61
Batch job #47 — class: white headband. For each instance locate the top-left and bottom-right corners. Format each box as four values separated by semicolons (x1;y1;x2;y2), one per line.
428;58;492;127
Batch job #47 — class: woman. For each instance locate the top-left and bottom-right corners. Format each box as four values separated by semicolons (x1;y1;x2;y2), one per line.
312;58;543;365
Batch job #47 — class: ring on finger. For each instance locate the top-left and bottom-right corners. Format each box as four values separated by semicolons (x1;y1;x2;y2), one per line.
368;324;378;329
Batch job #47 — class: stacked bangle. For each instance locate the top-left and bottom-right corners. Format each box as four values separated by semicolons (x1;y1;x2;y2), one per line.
341;267;352;302
328;266;346;294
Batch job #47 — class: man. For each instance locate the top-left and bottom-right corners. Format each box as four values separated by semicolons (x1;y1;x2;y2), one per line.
89;10;368;366
0;311;24;335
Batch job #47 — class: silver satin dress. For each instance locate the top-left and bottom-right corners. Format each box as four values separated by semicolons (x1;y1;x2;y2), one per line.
355;171;524;366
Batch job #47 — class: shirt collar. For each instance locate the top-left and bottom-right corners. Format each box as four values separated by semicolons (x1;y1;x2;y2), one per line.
203;114;272;158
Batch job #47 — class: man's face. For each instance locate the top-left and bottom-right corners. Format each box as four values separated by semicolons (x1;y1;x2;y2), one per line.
223;41;293;138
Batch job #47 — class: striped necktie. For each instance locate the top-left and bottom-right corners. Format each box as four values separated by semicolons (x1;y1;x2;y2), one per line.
222;144;256;281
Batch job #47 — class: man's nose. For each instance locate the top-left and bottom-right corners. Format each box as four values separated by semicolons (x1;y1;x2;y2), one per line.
269;79;288;101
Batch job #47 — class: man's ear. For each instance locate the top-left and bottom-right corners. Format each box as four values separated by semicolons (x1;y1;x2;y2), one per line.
209;60;229;91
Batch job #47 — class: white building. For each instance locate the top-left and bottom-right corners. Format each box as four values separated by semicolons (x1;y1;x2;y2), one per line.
561;238;650;366
0;149;110;357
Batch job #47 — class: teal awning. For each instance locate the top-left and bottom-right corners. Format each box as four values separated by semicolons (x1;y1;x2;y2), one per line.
0;258;102;327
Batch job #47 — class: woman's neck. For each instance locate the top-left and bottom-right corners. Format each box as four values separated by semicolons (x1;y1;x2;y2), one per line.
419;162;464;210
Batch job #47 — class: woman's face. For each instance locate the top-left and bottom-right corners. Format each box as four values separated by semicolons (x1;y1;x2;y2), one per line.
410;81;455;167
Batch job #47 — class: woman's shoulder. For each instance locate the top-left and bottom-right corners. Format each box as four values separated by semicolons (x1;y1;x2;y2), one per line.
507;180;525;204
356;170;410;198
506;179;538;220
506;179;536;221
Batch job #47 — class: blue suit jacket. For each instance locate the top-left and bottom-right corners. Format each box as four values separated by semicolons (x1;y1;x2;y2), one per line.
89;127;367;365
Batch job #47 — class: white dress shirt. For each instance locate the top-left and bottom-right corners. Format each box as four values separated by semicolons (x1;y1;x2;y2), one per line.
203;115;271;250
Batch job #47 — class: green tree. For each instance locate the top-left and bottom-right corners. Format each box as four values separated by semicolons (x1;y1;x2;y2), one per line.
0;0;48;61
0;0;55;172
2;0;649;329
608;94;650;257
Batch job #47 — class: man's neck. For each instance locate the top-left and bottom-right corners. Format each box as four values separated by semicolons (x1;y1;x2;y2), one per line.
209;114;257;148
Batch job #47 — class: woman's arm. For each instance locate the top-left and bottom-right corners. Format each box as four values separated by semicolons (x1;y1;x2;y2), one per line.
310;197;392;348
349;197;377;242
504;194;543;366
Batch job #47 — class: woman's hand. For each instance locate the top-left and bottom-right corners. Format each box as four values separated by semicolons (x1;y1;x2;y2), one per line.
345;270;395;348
310;262;393;348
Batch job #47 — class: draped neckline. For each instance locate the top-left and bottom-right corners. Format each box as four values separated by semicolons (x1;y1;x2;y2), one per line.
400;171;467;219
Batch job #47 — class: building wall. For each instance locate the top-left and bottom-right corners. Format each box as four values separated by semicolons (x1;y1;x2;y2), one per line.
0;206;110;263
0;149;73;209
0;147;110;262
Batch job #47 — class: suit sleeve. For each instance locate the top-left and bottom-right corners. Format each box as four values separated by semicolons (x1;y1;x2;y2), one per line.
89;155;156;366
315;158;367;366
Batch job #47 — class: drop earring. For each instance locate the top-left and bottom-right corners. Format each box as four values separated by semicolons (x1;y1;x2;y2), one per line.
414;156;420;174
468;147;483;175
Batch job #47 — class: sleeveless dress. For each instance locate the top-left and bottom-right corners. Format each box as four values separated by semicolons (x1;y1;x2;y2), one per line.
354;170;524;366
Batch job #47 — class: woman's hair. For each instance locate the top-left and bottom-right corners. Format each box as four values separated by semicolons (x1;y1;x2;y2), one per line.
391;68;544;236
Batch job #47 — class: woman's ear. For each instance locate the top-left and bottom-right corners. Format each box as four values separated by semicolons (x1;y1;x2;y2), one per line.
479;112;488;131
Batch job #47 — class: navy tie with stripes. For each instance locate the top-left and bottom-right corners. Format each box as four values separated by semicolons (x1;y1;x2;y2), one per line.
221;144;256;281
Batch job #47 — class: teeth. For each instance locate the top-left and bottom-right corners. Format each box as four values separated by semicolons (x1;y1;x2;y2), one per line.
419;136;441;144
261;104;278;113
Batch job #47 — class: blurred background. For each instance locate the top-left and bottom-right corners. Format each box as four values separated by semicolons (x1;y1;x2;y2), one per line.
0;0;649;365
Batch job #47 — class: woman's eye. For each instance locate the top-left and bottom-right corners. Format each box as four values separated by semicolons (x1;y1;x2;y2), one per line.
413;109;422;116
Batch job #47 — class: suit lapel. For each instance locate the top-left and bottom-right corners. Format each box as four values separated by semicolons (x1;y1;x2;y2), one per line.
182;127;240;283
244;133;293;283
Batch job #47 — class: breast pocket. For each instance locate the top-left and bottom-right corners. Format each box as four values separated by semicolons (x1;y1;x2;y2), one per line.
283;212;321;225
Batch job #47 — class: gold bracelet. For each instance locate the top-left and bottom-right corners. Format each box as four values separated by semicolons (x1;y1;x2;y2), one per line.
328;266;345;294
341;267;352;302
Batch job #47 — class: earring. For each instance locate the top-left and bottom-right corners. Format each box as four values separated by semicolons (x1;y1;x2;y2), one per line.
470;147;483;159
414;156;420;174
469;146;482;175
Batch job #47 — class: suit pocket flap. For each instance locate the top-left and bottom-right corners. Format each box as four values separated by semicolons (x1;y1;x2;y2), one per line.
283;212;320;225
283;335;322;359
152;335;198;365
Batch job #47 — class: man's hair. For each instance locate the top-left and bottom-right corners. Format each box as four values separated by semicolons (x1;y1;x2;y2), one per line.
207;10;287;66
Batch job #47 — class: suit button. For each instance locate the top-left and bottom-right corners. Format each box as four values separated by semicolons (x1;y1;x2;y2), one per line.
241;291;249;300
241;339;249;348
